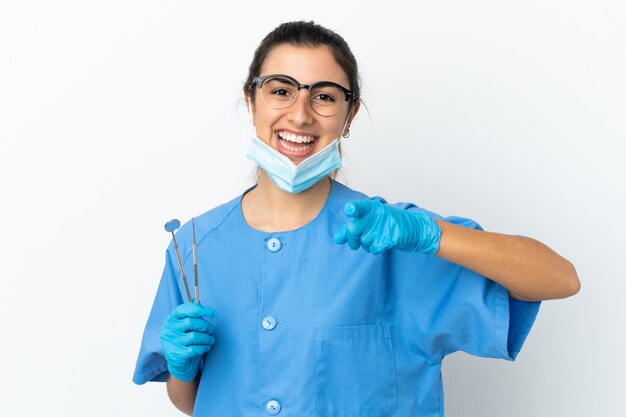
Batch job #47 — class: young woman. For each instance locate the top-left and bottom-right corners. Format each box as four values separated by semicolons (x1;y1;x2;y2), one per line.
133;21;580;417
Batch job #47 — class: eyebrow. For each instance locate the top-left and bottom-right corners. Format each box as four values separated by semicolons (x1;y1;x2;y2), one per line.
267;75;295;82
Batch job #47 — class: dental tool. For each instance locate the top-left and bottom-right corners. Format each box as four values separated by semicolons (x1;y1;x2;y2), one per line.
192;217;200;304
164;219;192;302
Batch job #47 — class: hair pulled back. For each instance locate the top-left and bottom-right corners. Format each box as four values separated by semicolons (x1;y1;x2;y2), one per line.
244;21;360;102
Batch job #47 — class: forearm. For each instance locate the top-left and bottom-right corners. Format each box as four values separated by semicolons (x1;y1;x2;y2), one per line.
166;374;200;416
434;220;580;300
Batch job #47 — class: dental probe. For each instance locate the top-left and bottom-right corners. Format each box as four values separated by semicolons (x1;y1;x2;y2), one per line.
192;217;200;304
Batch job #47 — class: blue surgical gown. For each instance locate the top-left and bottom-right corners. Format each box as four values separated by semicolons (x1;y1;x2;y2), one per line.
133;180;540;417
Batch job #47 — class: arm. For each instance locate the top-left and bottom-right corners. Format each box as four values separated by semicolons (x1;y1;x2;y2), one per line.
434;219;580;301
166;374;199;416
334;200;580;301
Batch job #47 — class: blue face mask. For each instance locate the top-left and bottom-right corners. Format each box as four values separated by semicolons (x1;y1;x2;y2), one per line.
246;134;342;194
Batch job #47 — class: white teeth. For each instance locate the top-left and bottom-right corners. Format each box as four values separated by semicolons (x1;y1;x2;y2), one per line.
278;131;315;144
281;140;310;152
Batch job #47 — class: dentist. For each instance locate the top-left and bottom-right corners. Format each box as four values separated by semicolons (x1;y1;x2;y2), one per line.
133;21;580;417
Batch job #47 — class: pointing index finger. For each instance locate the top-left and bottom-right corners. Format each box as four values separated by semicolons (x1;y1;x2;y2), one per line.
344;200;373;219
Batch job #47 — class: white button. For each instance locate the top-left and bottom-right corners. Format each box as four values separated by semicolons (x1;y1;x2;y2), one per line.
265;400;281;415
267;238;282;252
262;316;277;330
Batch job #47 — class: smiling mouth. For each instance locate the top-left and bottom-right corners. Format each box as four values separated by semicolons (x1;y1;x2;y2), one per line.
276;131;317;152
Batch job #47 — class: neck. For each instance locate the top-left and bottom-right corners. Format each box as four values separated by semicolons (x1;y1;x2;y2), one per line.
242;170;332;232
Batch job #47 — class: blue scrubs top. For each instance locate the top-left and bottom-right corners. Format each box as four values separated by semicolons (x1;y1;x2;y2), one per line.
133;180;540;417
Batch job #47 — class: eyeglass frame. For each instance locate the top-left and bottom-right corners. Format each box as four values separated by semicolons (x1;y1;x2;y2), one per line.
247;73;358;117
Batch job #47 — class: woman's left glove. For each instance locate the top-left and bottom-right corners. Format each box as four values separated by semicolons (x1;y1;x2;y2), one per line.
160;302;218;382
334;200;442;255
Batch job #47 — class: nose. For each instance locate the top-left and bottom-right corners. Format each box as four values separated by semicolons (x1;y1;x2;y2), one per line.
286;89;314;126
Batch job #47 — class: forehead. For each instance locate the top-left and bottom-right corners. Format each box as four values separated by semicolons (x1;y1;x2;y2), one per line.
260;44;349;87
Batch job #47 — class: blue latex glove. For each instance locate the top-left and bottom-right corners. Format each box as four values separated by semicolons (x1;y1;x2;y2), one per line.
160;302;218;382
334;200;442;255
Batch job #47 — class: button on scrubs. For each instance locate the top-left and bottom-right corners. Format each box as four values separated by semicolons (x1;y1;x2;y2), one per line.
133;180;540;417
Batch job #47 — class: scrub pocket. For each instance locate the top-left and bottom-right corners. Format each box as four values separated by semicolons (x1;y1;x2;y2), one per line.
314;324;397;417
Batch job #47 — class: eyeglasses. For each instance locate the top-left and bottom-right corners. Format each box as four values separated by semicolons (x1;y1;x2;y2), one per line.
249;74;357;117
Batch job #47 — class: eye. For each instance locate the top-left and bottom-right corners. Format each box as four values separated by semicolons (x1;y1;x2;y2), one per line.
314;92;336;102
264;77;297;101
271;88;293;97
310;84;342;105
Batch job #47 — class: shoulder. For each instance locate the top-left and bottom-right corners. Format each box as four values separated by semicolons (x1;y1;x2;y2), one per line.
165;190;245;258
193;193;243;235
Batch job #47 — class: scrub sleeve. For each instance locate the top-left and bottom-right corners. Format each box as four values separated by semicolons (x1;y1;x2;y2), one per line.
385;201;541;361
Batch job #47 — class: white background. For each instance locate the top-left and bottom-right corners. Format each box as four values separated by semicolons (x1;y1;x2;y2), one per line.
1;1;624;416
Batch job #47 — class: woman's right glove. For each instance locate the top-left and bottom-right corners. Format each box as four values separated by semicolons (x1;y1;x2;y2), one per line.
160;302;217;382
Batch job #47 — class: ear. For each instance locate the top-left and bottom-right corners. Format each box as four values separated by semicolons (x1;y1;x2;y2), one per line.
347;100;361;125
244;94;255;125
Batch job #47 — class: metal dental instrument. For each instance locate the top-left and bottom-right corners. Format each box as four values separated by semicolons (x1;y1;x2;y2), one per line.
192;217;200;304
164;219;192;302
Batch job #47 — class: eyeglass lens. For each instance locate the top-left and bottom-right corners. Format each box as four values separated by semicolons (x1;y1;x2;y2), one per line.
260;76;346;117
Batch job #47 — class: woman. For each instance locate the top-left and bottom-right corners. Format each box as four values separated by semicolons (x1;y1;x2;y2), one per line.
133;21;580;417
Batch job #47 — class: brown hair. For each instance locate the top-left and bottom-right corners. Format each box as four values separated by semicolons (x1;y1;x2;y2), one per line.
243;21;360;102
